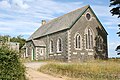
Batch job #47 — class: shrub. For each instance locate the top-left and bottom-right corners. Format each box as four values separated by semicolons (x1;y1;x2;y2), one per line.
0;46;26;80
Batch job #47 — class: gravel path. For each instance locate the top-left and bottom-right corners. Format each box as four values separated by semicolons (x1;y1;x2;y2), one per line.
24;62;47;70
24;62;64;80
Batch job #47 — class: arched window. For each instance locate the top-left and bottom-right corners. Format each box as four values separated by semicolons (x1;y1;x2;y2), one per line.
96;36;103;51
57;38;62;52
75;33;81;49
50;40;53;53
86;13;91;20
85;28;94;50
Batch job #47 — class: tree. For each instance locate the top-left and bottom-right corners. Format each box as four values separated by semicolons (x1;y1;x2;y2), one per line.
117;24;120;36
10;35;26;49
116;45;120;55
109;0;120;55
110;0;120;18
0;35;26;49
0;35;10;43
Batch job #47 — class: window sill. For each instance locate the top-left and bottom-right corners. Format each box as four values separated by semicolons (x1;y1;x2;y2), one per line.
98;50;103;51
86;49;94;51
49;52;54;55
75;48;82;50
40;54;44;56
57;51;62;53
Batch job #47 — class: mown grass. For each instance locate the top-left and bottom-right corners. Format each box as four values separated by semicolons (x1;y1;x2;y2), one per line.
38;60;120;80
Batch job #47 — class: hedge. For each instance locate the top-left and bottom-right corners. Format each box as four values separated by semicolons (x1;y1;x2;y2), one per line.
0;46;26;80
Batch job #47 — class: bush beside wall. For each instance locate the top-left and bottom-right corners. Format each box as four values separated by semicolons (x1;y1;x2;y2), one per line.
0;46;26;80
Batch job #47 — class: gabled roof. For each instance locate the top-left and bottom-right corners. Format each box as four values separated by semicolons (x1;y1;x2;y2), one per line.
22;43;26;49
32;40;46;47
27;5;108;41
22;40;46;48
27;5;89;41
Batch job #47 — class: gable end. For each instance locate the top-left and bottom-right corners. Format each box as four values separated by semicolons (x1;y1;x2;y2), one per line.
69;6;108;35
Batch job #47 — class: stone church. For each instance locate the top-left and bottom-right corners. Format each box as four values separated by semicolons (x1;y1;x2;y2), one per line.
25;5;108;62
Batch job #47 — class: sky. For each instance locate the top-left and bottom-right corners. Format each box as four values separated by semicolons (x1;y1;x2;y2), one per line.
0;0;120;57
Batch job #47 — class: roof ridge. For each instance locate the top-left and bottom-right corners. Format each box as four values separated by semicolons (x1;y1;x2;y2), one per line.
27;5;90;41
44;5;90;25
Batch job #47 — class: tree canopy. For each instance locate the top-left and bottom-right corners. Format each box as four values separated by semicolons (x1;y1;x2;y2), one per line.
109;0;120;55
10;35;26;49
0;35;26;49
110;0;120;18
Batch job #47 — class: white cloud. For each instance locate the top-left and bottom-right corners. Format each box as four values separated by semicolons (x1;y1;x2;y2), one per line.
91;5;120;31
0;0;11;8
0;20;40;38
0;0;30;10
0;0;84;39
0;27;13;31
0;0;84;21
11;0;29;9
23;0;83;20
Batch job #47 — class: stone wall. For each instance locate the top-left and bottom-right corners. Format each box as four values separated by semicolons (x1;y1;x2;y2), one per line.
34;30;68;61
26;8;108;62
69;8;108;62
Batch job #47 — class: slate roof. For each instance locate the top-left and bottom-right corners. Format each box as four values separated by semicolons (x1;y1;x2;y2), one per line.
27;5;89;41
27;5;108;41
32;40;46;47
22;40;46;48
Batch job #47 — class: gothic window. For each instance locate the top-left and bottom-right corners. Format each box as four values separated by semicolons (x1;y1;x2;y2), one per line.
85;28;94;50
86;13;91;20
75;33;81;49
91;35;93;48
57;38;62;52
50;40;53;53
96;36;103;51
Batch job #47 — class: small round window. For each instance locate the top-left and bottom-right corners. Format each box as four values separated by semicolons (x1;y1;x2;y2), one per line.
86;13;91;20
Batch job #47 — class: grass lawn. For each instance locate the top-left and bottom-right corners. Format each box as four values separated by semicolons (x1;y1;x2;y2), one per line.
38;60;120;80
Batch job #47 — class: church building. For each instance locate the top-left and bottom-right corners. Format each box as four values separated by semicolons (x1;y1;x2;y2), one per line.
25;5;108;62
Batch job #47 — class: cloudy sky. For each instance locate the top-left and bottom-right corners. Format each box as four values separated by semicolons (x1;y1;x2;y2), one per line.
0;0;120;57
